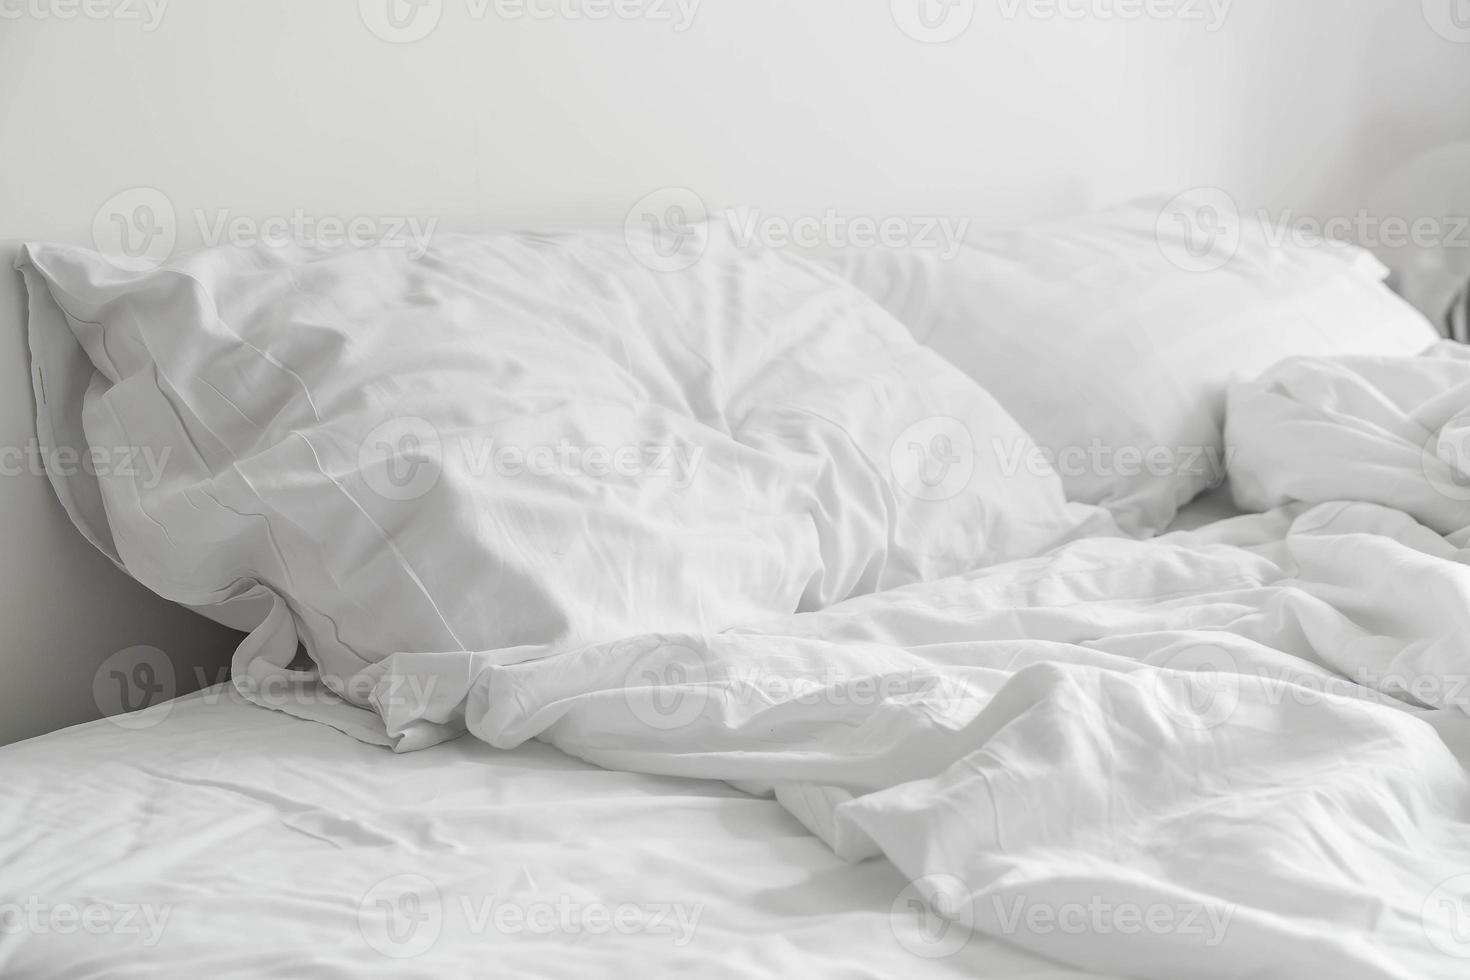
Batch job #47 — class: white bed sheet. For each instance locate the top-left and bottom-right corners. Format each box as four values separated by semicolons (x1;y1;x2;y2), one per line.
0;686;1112;980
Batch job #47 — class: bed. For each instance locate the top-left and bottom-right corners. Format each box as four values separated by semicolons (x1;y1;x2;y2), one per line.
8;11;1470;976
7;203;1470;979
0;687;1109;979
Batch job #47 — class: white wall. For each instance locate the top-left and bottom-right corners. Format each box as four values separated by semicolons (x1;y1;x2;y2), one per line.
6;1;1469;238
2;0;1468;742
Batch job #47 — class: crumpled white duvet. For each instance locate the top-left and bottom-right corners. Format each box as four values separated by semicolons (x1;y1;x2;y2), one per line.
1228;341;1470;548
337;342;1470;978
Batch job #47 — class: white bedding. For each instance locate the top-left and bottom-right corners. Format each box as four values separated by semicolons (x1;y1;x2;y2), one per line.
14;225;1470;978
329;342;1470;979
19;233;1108;743
813;199;1440;533
0;688;1114;980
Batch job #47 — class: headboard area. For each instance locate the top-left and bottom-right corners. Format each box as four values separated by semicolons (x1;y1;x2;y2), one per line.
3;0;1469;744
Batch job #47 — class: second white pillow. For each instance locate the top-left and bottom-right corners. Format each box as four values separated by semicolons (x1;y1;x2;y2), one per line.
814;196;1441;534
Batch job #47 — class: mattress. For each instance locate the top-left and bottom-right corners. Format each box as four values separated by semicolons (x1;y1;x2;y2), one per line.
0;686;1111;980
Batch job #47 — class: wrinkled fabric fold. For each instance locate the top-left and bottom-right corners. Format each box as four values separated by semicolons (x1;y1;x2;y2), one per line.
344;347;1470;978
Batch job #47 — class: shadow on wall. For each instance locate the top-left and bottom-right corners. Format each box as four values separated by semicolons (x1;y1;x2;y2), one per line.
0;255;241;747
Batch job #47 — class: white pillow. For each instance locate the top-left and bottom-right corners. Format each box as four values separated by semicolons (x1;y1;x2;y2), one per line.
19;231;1105;731
814;196;1441;534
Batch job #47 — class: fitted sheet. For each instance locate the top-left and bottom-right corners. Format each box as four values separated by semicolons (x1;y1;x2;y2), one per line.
0;686;1110;980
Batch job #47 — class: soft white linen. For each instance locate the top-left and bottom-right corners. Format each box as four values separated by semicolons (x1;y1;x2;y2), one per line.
346;349;1470;978
19;230;1470;977
18;233;1106;747
1228;340;1470;547
0;688;1114;980
814;196;1441;533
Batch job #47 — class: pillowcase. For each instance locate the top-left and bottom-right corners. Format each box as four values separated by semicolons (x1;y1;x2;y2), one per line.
813;195;1441;534
19;230;1105;736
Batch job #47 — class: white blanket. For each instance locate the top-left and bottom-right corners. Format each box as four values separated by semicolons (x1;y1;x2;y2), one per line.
1228;340;1470;547
311;344;1470;978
